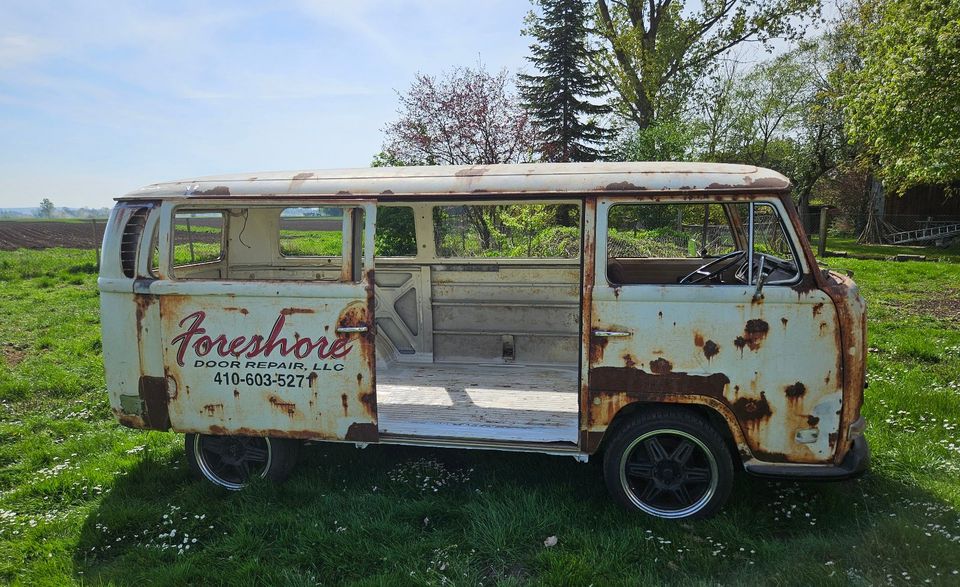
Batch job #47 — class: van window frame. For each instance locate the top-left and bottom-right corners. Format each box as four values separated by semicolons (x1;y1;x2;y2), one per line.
169;207;228;279
159;199;377;283
597;196;806;289
430;199;584;263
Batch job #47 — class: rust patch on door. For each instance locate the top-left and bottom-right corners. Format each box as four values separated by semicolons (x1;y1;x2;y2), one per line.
785;382;806;400
589;334;608;364
649;357;673;374
693;332;720;360
734;319;769;352
590;367;729;398
702;340;719;360
137;375;170;430
358;390;376;416
344;422;378;442
202;403;223;415
730;392;772;427
268;394;297;416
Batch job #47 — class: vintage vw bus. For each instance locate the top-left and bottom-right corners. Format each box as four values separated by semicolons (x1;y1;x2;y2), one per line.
98;162;868;519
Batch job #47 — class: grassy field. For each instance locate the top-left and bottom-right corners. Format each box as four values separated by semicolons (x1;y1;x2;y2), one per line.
815;233;960;263
0;246;959;585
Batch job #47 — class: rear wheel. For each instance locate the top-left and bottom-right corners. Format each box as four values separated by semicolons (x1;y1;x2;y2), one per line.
603;408;733;519
185;433;299;490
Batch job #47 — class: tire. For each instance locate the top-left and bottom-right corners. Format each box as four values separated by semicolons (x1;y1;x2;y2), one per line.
185;433;300;490
602;408;734;519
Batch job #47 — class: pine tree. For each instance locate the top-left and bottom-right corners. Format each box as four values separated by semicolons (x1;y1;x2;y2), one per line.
520;0;610;163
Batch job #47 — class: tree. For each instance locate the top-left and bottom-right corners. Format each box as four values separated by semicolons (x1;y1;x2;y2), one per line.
381;65;538;166
38;198;55;218
520;0;611;162
683;32;859;224
843;0;960;194
382;65;538;247
592;0;821;130
609;117;697;161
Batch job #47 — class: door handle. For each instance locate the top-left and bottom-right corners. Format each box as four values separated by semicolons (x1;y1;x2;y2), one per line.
592;330;632;338
336;326;368;334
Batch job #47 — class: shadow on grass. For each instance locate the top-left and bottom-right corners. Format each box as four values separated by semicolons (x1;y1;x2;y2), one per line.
74;438;959;585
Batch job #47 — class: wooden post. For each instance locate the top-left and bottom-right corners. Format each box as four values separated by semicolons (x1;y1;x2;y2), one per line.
91;218;100;269
186;217;195;262
818;207;829;258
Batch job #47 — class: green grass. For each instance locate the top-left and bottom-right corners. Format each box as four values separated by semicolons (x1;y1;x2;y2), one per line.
815;233;960;263
1;248;959;585
279;230;343;257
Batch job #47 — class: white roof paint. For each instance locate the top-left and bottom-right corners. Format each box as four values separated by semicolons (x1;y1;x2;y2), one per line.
119;162;791;200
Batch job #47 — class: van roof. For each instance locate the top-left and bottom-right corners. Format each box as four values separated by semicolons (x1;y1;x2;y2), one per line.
119;162;791;201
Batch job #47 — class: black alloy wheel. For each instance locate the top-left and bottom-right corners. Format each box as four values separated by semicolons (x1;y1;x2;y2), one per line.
603;409;734;519
186;433;299;490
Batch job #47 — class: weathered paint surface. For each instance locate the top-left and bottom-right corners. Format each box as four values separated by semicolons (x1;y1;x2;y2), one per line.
153;291;376;441
121;162;789;200
587;287;844;463
583;196;860;465
100;201;379;442
100;166;866;473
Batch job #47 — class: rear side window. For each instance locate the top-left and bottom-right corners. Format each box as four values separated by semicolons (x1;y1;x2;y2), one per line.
433;203;580;259
375;206;417;257
172;211;225;272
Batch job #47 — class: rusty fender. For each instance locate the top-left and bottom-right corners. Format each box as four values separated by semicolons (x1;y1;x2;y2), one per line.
781;193;867;465
584;367;752;457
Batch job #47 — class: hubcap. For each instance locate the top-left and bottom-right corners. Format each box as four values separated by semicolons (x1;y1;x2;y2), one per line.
619;428;718;518
194;435;272;490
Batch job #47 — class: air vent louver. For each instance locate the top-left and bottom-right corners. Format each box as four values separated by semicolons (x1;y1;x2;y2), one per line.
120;207;150;278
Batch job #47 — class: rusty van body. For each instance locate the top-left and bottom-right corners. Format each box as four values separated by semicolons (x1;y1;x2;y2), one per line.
98;162;868;519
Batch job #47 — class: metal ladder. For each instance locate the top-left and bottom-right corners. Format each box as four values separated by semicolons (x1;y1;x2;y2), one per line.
888;223;960;244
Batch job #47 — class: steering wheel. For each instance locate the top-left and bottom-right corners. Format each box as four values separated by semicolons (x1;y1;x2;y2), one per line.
735;252;795;283
680;250;746;284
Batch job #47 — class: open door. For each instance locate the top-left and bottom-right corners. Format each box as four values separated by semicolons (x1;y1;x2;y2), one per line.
152;201;378;443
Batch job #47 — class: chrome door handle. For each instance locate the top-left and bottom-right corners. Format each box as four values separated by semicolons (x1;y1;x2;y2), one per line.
592;330;632;337
336;326;368;334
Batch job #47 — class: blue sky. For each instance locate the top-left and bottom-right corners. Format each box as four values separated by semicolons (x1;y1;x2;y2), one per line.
0;1;533;207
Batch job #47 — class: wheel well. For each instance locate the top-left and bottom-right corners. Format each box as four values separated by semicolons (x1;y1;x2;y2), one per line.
596;401;743;468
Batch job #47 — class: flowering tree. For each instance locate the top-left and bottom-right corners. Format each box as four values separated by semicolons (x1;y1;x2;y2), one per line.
382;66;539;248
381;66;538;166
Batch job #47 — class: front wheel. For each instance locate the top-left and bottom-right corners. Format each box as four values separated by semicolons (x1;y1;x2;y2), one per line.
185;433;299;490
603;408;733;519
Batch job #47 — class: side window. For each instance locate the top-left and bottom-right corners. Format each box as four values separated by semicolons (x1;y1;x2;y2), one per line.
607;203;735;260
735;203;796;264
172;210;224;276
375;206;417;257
735;202;800;284
279;207;344;258
433;203;580;259
606;202;799;285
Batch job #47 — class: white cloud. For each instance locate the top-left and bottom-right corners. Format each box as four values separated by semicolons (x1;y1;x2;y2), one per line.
0;35;55;68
